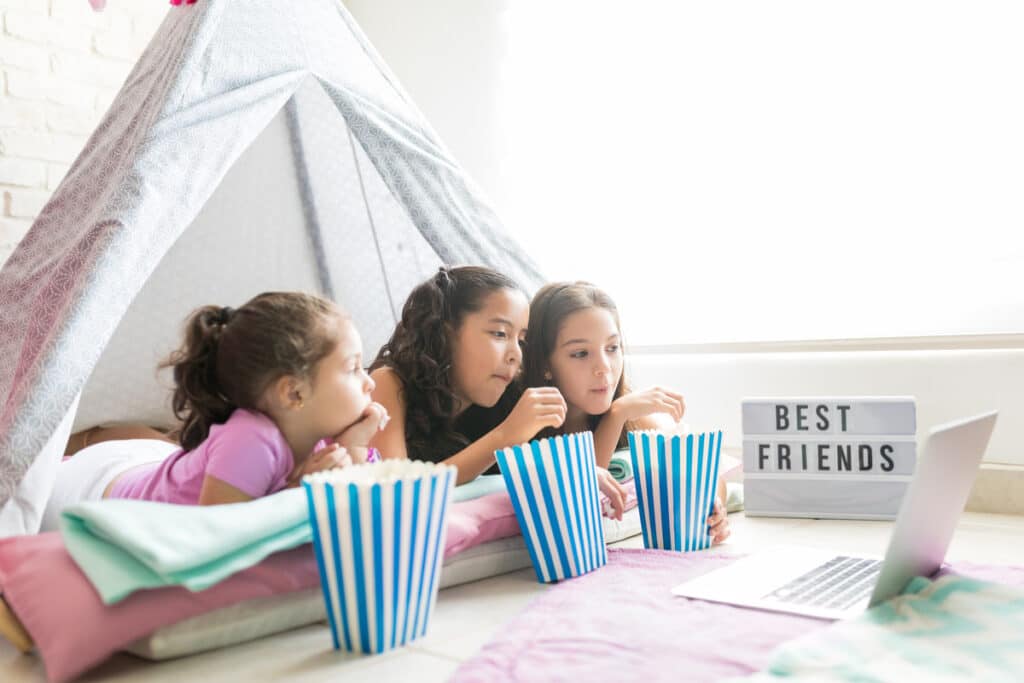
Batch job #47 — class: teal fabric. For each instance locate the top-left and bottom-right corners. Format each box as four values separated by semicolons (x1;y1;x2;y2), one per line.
60;488;312;605
607;451;633;482
61;474;510;605
743;575;1024;681
453;474;506;502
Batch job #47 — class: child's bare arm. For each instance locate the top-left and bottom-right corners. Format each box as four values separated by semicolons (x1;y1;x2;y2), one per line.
198;475;254;505
287;443;352;486
435;430;512;485
368;367;505;482
593;409;628;469
368;367;408;461
594;411;670;469
442;388;567;485
708;475;731;544
334;403;388;463
594;388;685;468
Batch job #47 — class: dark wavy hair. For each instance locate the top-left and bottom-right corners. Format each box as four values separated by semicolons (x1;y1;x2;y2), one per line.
523;281;634;448
161;292;345;451
370;266;524;463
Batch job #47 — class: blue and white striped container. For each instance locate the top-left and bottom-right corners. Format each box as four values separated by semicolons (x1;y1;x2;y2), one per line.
302;460;456;654
628;430;723;552
495;431;607;583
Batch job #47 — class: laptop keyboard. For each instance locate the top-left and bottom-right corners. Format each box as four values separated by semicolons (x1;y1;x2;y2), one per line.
764;556;882;611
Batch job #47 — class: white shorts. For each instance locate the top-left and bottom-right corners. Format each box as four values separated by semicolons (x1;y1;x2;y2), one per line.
40;439;179;532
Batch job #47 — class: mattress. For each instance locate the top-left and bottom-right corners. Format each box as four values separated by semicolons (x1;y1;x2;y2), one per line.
126;507;642;660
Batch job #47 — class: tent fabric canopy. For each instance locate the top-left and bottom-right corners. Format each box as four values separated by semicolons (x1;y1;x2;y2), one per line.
0;0;541;535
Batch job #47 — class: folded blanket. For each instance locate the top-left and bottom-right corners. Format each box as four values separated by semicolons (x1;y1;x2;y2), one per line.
61;489;312;605
2;491;526;683
63;473;513;605
61;475;639;607
744;574;1024;681
607;452;633;482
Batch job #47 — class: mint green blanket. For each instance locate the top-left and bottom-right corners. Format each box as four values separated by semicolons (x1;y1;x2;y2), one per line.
607;451;633;482
744;575;1024;681
60;489;312;605
60;475;509;605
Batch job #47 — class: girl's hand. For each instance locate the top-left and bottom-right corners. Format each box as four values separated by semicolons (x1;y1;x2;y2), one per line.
707;497;731;545
498;387;567;445
611;386;685;424
335;402;389;453
597;467;626;521
288;443;352;487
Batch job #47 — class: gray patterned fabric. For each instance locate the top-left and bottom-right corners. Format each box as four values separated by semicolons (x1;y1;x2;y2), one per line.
0;0;542;535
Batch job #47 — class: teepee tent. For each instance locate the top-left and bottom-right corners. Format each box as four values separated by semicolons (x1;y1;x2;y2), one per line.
0;0;542;536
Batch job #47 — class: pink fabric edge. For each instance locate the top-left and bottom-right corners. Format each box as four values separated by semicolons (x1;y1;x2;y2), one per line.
0;491;521;683
1;481;642;682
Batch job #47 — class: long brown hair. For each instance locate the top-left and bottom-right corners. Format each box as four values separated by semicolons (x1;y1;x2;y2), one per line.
370;266;524;463
162;292;345;451
524;281;634;447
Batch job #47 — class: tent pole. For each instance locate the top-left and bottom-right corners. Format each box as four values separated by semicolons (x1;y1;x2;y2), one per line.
284;97;336;302
346;127;399;325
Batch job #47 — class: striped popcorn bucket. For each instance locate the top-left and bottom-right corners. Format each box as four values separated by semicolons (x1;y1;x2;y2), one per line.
495;431;608;583
628;430;723;552
302;460;456;653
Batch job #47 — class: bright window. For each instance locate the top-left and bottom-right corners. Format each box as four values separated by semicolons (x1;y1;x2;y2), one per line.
492;2;1024;345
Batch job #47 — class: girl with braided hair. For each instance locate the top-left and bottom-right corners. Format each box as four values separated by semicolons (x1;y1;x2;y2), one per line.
42;292;384;528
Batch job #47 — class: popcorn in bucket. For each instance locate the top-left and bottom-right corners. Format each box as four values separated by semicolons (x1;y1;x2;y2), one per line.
496;431;607;583
302;460;456;653
628;430;722;551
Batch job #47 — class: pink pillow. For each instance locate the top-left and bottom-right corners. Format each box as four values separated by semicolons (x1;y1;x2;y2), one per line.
0;492;521;683
446;490;521;555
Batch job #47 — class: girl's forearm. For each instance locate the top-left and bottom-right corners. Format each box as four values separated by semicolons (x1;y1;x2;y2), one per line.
441;429;509;485
593;407;627;469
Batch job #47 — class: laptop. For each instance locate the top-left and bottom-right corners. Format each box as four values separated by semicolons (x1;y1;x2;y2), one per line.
671;411;998;620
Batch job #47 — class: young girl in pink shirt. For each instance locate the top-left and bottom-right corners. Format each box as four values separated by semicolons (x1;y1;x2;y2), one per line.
42;292;386;528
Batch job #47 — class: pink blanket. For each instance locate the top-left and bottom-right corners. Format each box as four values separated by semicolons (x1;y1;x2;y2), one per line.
451;549;1024;682
0;491;523;683
1;481;640;682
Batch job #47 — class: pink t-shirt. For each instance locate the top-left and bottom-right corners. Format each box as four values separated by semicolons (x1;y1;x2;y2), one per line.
108;409;295;504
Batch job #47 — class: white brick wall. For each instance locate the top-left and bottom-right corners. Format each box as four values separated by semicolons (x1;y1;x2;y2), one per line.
0;0;167;264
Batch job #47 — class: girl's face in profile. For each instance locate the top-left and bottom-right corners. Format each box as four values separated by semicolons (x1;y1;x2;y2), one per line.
450;288;529;411
547;306;623;417
304;318;375;438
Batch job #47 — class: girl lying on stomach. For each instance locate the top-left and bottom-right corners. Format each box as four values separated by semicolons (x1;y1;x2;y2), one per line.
43;292;386;529
523;281;730;543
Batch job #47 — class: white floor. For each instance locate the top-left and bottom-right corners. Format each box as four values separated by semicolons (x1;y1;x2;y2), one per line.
3;511;1024;682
